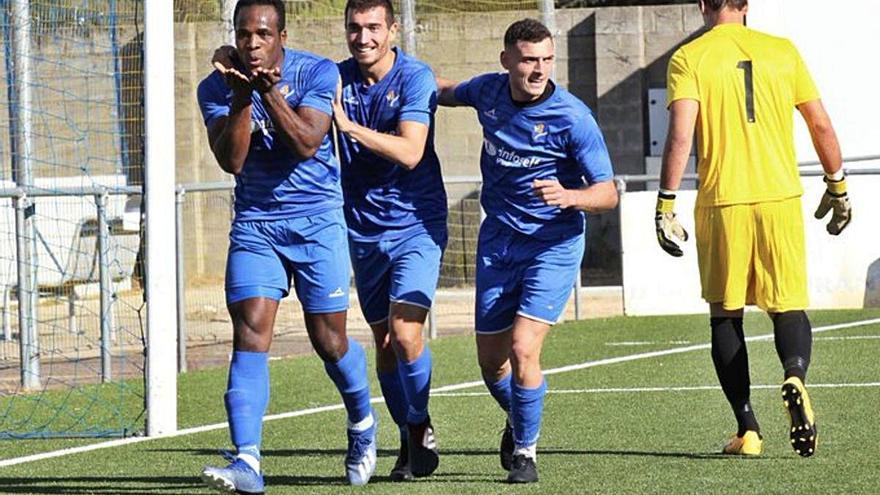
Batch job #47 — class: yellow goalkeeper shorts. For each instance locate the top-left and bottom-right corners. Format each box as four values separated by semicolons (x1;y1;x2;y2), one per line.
695;196;808;313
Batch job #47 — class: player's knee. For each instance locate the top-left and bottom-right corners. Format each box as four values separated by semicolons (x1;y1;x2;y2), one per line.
312;335;348;362
477;353;509;381
370;324;391;350
510;341;539;368
374;344;397;372
388;328;422;356
231;320;272;352
771;310;809;328
305;312;349;361
308;325;348;362
710;303;744;318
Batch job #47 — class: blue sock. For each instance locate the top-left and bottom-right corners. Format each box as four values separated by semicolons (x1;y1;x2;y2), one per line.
324;338;372;424
224;351;269;457
398;346;433;425
484;372;512;414
378;367;409;430
511;379;547;449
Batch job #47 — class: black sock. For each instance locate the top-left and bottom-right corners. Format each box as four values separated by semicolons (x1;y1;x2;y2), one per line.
710;317;759;435
772;311;812;382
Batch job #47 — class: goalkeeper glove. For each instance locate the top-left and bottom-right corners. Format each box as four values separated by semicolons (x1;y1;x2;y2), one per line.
814;174;851;236
655;191;688;257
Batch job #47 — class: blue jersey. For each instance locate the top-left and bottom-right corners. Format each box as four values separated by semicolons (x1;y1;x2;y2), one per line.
337;48;447;241
197;48;342;222
454;73;614;240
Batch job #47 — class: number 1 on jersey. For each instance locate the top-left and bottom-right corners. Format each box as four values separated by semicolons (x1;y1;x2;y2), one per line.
737;60;756;123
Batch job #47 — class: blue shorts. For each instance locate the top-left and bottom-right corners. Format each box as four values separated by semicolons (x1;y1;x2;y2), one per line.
349;229;447;325
225;209;350;313
475;219;584;334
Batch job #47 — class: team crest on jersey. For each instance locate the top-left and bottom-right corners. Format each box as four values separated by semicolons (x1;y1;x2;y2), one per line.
386;90;400;107
532;123;549;142
279;84;291;97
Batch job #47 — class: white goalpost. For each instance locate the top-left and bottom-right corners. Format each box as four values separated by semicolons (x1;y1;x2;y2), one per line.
144;0;178;437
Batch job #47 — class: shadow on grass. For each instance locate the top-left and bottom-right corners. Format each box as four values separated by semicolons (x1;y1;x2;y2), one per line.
152;445;791;463
0;472;505;493
0;447;792;493
540;447;789;461
0;476;201;494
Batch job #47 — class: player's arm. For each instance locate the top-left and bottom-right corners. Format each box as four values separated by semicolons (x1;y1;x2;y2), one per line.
436;76;466;107
255;67;330;161
532;179;618;213
533;112;618;213
332;79;430;170
204;68;254;175
660;99;698;191
799;99;842;175
655;98;698;257
798;99;851;235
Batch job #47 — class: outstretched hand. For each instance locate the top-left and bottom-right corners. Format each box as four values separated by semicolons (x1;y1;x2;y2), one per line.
211;46;252;98
251;66;281;94
211;45;238;72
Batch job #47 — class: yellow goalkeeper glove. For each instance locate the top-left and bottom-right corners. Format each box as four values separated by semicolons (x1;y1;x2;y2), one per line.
655;191;688;257
814;174;851;236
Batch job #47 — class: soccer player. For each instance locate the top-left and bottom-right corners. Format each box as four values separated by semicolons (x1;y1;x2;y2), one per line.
196;0;377;491
436;19;618;483
657;0;851;457
332;0;446;481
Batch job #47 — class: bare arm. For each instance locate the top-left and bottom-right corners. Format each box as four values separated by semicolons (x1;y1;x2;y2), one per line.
797;99;842;175
800;99;850;235
338;119;429;170
207;69;253;175
655;98;697;257
257;68;331;161
436;76;465;107
332;83;429;170
532;179;619;213
659;99;699;191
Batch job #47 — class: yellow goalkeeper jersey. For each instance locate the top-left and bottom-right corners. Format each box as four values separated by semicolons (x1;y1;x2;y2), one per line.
667;23;820;207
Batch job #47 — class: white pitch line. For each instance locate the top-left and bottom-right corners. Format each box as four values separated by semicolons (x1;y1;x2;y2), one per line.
432;382;880;397
603;334;880;347
606;341;693;346
813;335;880;342
2;316;878;468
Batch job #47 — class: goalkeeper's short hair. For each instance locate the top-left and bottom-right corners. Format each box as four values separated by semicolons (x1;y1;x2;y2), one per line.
702;0;748;11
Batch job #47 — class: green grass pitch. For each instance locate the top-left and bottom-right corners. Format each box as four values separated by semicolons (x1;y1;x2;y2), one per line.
1;308;878;493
